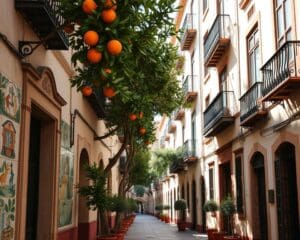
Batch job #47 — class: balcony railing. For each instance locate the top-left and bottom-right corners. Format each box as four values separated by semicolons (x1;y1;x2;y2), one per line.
261;41;300;101
240;82;267;126
203;91;235;137
169;157;185;174
182;75;198;103
180;14;197;51
183;140;198;163
174;107;185;120
86;88;106;118
15;0;68;50
204;14;230;67
167;119;176;133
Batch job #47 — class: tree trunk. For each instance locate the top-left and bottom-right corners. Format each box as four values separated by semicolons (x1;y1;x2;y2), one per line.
100;210;110;236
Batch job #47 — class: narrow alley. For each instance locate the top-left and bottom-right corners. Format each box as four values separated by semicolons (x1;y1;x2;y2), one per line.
124;215;207;240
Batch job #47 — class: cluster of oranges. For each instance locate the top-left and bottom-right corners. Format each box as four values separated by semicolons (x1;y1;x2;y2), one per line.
80;0;122;98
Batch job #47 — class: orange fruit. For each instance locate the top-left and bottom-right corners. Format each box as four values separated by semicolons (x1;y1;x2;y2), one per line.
103;86;116;98
87;49;102;63
139;127;146;135
81;86;93;96
83;31;99;46
129;113;137;121
104;0;117;9
82;0;97;14
101;9;117;23
107;39;122;56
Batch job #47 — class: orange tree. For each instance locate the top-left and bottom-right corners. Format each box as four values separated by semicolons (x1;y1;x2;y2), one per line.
60;0;182;233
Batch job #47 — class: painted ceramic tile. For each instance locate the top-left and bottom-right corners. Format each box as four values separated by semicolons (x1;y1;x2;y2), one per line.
58;148;74;227
1;120;16;159
0;73;21;123
0;159;16;240
61;121;70;150
0;159;16;198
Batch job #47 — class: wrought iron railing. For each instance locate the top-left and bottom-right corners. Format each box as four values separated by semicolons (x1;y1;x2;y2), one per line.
204;14;230;62
204;91;234;131
169;157;185;173
182;75;197;95
240;82;264;122
180;14;195;41
183;139;197;159
261;41;300;97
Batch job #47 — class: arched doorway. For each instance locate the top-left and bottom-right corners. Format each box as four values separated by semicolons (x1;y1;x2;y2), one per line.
181;185;185;199
192;180;197;230
201;176;206;232
275;142;299;239
251;152;268;240
78;149;90;240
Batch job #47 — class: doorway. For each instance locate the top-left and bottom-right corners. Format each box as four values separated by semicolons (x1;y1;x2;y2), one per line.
275;142;299;239
219;162;231;232
192;180;197;230
78;149;90;240
201;176;206;232
251;152;268;240
25;105;56;240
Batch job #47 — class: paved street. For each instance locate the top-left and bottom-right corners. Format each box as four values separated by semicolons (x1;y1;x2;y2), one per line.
125;215;208;240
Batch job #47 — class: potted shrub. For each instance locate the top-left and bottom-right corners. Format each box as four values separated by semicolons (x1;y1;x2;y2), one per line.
220;196;240;240
155;204;163;219
78;163;117;240
163;205;171;223
174;199;187;231
203;200;219;240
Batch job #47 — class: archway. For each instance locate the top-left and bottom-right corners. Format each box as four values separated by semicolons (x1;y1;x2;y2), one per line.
275;142;299;239
250;152;268;240
78;149;90;240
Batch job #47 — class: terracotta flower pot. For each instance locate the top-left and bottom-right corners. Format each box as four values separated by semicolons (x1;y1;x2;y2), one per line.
223;235;241;240
97;236;118;240
207;228;218;240
177;221;186;231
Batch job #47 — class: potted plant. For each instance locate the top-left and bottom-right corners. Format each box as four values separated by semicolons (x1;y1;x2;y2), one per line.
220;196;240;240
174;199;187;231
78;163;117;240
163;205;171;223
155;204;163;219
203;200;219;240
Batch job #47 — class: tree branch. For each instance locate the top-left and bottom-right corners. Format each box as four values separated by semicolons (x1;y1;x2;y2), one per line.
94;126;120;141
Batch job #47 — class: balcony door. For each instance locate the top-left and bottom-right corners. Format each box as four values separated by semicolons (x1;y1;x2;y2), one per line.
274;0;293;47
217;0;230;15
247;26;260;87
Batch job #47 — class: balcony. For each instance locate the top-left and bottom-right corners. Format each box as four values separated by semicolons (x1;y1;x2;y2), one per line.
261;41;300;101
240;82;267;127
183;140;198;163
86;88;106;118
203;91;235;137
169;157;185;174
183;75;198;103
180;14;197;51
15;0;68;50
167;119;176;133
174;107;185;120
204;14;230;67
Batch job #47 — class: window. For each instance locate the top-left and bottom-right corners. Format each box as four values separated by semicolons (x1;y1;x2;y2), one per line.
275;0;292;46
209;165;214;199
219;67;227;92
247;27;260;86
203;0;208;13
235;156;244;213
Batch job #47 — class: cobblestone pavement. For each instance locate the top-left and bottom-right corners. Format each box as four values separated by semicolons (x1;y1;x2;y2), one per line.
125;215;208;240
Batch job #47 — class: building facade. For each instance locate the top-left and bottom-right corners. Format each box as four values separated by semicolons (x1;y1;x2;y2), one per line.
0;1;122;239
157;0;300;239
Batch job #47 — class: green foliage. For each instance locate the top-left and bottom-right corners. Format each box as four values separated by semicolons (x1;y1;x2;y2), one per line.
134;185;145;197
59;0;183;151
5;198;15;223
129;151;153;187
174;199;187;222
155;204;163;212
203;200;219;212
174;199;187;211
77;163;109;211
220;196;236;216
163;205;170;210
109;195;127;213
127;198;138;212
